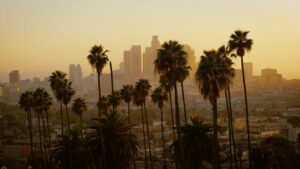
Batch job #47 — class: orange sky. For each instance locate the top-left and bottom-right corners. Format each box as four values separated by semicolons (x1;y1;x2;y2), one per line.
0;0;299;81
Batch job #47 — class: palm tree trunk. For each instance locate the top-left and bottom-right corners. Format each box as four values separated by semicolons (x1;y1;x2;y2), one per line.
65;104;71;133
41;112;49;169
65;104;73;169
109;62;115;113
212;98;221;169
160;107;167;167
225;90;232;169
128;103;137;169
80;114;83;138
173;82;184;169
45;110;53;169
37;113;44;169
168;90;176;141
240;57;252;169
144;103;154;169
97;71;106;169
227;87;238;169
140;105;148;169
181;82;187;124
26;111;34;166
60;101;64;136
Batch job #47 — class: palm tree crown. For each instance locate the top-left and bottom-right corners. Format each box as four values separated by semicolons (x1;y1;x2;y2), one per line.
72;98;87;117
151;87;168;109
120;85;134;104
87;45;109;74
134;79;151;103
228;30;253;57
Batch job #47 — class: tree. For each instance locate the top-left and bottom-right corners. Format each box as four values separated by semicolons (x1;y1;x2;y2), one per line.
217;45;238;169
133;85;148;169
151;87;168;168
177;65;190;124
172;117;216;169
62;79;75;133
228;30;253;168
107;91;122;113
195;49;234;169
49;70;67;136
155;40;188;168
85;112;139;169
135;79;154;169
87;45;109;169
32;88;53;169
53;129;94;169
97;96;110;114
120;84;136;169
72;98;87;136
19;91;34;165
252;136;297;169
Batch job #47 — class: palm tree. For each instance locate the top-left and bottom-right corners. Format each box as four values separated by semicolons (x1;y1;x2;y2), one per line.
155;40;188;168
135;79;154;169
53;129;94;169
97;96;110;114
49;70;67;136
85;112;139;169
228;30;253;168
195;49;234;169
107;91;122;113
177;65;190;124
62;79;75;133
72;98;87;136
133;87;148;169
87;45;109;117
120;84;136;169
87;45;109;169
151;87;168;168
19;91;34;164
172;117;216;169
33;88;52;169
218;45;238;169
159;75;176;141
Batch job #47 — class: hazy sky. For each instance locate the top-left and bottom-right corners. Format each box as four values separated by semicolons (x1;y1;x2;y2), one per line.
0;0;299;82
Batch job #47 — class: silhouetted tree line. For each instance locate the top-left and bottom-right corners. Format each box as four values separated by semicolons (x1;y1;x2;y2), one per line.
15;30;300;169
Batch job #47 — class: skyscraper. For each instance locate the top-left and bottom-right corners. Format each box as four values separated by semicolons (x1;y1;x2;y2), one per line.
130;45;142;78
183;44;196;81
244;62;253;82
9;70;20;84
123;50;131;77
143;35;160;79
69;64;83;91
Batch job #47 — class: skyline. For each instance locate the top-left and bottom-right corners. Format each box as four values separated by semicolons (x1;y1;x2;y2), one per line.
1;0;300;82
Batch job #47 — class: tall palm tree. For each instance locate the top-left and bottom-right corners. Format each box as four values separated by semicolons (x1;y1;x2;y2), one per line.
135;79;154;169
120;84;136;169
72;98;87;136
177;65;190;124
218;45;238;169
19;91;34;164
62;79;75;133
228;30;253;168
107;91;122;113
87;45;109;117
133;87;148;169
159;75;176;141
172;117;216;169
85;112;139;169
33;88;52;169
151;87;168;168
87;45;109;169
49;70;67;136
155;40;188;168
195;49;234;169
